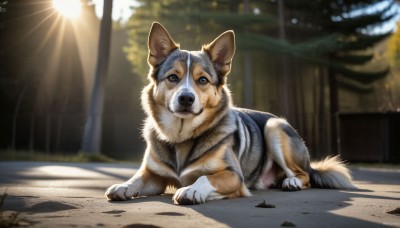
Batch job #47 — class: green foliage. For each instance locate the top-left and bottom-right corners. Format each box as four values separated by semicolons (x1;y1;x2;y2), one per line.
124;0;399;92
125;0;204;77
125;0;250;77
334;54;374;64
282;0;398;90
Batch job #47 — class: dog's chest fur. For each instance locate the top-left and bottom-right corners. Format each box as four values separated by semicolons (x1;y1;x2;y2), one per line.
145;108;274;188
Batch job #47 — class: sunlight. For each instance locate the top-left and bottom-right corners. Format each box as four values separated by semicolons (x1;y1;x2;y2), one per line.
93;0;138;23
53;0;82;19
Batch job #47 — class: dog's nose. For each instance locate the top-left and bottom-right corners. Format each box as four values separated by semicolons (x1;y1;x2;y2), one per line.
178;92;195;107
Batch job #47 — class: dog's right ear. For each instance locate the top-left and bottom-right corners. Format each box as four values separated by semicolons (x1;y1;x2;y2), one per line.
148;22;179;67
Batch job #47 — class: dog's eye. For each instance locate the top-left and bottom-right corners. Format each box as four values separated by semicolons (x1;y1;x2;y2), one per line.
167;74;179;83
198;77;209;85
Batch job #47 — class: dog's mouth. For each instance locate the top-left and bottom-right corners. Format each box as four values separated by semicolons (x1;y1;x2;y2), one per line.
168;106;203;118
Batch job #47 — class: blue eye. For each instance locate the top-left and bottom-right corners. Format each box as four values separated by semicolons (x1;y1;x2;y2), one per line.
167;74;179;82
198;77;209;85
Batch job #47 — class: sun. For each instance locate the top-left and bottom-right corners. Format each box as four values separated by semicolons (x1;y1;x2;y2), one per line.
53;0;82;19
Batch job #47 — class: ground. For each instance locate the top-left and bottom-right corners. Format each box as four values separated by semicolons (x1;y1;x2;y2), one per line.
0;162;399;227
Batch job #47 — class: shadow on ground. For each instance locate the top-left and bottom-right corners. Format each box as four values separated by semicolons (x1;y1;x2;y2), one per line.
0;162;399;227
109;188;398;228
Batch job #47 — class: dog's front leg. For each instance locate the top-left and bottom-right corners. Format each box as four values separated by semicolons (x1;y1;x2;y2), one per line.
105;168;146;201
106;167;166;201
173;170;247;205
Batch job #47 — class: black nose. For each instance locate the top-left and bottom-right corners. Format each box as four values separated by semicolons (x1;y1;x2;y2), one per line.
178;92;195;107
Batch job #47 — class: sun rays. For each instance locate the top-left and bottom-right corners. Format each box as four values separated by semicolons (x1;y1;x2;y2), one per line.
52;0;82;19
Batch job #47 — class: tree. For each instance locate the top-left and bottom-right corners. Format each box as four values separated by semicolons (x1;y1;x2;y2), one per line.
123;0;399;156
82;0;113;154
125;0;398;87
280;0;398;152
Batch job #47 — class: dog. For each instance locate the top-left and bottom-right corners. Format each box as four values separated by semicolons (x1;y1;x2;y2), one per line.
105;22;356;205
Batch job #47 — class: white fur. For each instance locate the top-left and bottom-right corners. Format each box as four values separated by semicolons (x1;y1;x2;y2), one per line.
185;53;191;87
173;176;220;204
236;117;247;161
282;176;302;189
311;156;357;189
156;108;207;143
105;174;144;200
169;51;202;118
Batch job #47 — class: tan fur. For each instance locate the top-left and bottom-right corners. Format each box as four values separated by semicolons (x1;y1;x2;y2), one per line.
135;167;170;195
180;141;230;183
207;170;242;195
105;22;355;205
280;131;311;189
192;63;221;108
163;61;185;89
144;82;230;143
310;156;356;189
224;184;252;199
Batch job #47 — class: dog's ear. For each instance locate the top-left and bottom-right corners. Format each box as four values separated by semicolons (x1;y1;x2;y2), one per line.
202;30;235;77
148;22;179;66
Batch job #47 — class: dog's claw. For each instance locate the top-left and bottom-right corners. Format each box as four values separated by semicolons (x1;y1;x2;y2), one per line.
173;186;207;205
105;183;135;201
282;177;302;192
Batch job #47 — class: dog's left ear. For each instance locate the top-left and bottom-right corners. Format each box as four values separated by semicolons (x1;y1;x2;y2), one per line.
203;30;235;77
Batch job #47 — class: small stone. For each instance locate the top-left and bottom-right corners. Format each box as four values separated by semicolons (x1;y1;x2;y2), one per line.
281;221;296;227
255;200;275;208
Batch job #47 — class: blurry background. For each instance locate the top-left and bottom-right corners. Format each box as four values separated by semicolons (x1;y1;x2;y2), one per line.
0;0;399;162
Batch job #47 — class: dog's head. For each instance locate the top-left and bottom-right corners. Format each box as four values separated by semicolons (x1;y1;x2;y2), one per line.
145;22;235;119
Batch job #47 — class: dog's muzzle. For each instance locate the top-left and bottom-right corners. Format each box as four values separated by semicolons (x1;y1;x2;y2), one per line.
178;92;195;108
169;91;203;117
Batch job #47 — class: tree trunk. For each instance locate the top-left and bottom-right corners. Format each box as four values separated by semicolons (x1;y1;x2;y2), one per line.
243;52;253;108
81;0;113;154
11;84;27;151
29;114;35;153
278;0;291;121
329;68;339;155
243;0;253;108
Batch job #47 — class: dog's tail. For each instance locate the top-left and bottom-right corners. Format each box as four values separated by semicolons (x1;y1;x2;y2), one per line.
309;155;357;189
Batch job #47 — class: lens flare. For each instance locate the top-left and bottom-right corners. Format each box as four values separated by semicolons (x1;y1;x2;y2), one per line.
53;0;82;19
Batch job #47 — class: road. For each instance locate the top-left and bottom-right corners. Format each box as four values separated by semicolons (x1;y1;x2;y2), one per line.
0;162;399;227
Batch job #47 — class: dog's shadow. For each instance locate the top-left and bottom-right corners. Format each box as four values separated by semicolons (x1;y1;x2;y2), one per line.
109;168;399;228
135;190;395;227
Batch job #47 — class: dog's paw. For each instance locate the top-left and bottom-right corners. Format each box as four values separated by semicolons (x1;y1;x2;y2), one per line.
105;183;138;201
172;176;215;205
282;176;302;191
172;186;208;205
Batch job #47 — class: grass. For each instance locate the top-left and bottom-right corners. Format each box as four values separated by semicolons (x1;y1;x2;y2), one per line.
0;150;121;163
0;191;20;227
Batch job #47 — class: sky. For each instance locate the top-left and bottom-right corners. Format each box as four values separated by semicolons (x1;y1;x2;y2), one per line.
92;0;138;23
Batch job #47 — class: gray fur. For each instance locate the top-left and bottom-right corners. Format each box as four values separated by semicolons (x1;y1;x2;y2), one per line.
156;50;221;86
106;23;356;204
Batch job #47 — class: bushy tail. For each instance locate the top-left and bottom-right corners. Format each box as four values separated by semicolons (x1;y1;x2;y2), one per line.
309;155;357;189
